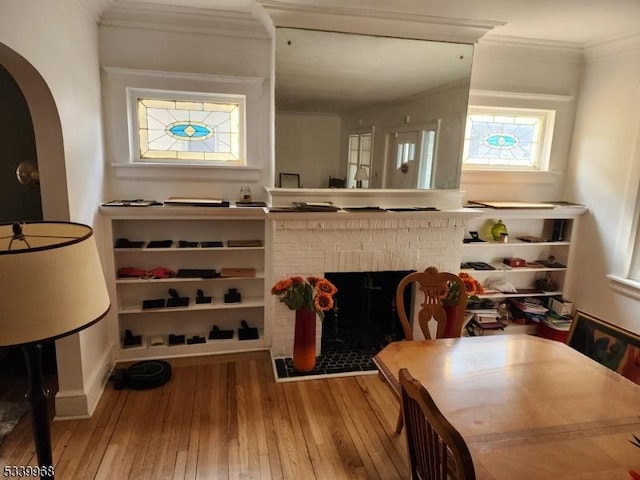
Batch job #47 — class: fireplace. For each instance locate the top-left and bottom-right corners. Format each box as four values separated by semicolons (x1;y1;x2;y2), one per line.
267;210;474;360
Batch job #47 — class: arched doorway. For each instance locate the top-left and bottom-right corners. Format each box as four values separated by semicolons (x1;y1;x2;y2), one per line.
0;42;70;396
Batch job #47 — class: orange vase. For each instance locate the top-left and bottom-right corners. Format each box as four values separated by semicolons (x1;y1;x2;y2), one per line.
293;308;317;373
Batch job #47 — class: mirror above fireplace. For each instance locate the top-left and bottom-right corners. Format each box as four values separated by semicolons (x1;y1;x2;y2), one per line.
274;27;474;190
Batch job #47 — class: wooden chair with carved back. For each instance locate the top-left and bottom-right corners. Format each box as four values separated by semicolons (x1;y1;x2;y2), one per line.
400;368;476;480
393;266;468;433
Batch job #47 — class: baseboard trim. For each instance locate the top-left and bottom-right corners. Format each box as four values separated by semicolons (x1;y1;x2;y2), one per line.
54;343;115;420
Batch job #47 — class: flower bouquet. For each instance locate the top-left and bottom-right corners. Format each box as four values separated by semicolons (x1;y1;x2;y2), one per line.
442;272;485;306
271;276;337;319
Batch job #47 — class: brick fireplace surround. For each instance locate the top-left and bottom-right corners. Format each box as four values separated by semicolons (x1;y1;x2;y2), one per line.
267;205;480;359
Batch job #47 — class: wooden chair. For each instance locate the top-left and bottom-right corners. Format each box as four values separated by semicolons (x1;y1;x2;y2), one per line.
394;267;467;432
396;266;468;341
400;368;476;480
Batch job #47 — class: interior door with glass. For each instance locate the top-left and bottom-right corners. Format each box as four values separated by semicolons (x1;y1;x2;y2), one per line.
384;125;437;189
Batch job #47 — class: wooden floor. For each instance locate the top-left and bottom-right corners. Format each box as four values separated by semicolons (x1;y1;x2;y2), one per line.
0;351;409;479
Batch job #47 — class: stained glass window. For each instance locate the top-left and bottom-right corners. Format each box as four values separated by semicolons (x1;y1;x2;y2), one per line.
136;96;244;164
463;107;553;170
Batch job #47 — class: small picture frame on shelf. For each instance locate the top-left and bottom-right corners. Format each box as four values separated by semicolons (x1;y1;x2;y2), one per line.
279;173;300;188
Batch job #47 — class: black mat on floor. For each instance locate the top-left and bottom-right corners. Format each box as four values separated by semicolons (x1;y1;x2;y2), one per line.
274;350;378;379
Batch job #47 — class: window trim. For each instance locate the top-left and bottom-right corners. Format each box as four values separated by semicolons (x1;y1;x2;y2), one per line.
102;67;264;182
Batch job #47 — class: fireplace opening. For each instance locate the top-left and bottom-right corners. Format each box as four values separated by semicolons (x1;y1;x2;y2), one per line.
322;270;414;355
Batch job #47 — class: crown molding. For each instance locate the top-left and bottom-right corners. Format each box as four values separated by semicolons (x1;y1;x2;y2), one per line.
469;90;574;103
584;28;640;61
474;35;583;64
258;0;502;44
99;0;271;39
75;0;115;21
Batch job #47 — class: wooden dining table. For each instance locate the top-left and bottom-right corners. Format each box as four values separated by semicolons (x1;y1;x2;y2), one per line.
373;335;640;479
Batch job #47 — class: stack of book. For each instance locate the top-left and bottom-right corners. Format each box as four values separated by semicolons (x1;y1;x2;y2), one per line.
509;298;548;323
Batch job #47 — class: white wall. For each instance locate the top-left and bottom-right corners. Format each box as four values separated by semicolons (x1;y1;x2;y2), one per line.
563;39;640;334
0;0;112;417
275;113;342;187
461;41;583;202
99;10;273;202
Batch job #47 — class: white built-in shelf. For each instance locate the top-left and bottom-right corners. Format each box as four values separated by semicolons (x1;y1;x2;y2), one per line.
119;298;264;315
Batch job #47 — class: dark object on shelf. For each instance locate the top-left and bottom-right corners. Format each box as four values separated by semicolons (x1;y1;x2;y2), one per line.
146;239;173;248
142;298;165;309
293;202;340;212
111;360;172;390
164;198;230;207
176;268;219;279
551;219;566;241
122;329;142;347
328;176;346;188
236;201;267;207
115;238;145;248
466;262;496;270
238;320;259;340
224;288;242;303
517;236;543;243
209;325;234;340
535;272;558;292
343;206;386;212
102;199;163;207
177;240;199;248
538;255;566;268
168;334;185;345
200;241;224;248
186;335;206;344
227;239;262;247
195;289;212;304
463;231;485;243
167;288;189;307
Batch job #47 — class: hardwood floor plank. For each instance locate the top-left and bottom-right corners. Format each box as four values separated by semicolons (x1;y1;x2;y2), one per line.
0;351;409;480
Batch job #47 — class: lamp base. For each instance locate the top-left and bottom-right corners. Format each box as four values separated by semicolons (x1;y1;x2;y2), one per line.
22;344;54;479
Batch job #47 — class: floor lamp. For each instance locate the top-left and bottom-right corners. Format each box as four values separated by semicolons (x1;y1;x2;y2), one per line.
0;222;111;480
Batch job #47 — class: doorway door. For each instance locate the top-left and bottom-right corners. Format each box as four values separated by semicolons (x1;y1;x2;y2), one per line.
384;123;437;189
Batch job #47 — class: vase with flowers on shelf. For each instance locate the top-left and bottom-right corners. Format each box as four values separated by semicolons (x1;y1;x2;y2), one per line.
441;273;485;338
271;276;338;373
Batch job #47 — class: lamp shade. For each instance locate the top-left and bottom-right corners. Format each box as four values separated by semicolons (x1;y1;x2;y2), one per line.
354;167;369;181
0;222;110;347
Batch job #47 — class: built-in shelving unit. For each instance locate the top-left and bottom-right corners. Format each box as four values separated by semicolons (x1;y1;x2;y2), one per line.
461;205;586;336
101;206;269;361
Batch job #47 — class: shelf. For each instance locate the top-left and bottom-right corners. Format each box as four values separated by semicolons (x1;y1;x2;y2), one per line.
463;240;570;247
114;246;264;253
462;267;566;274
120;334;266;360
119;298;264;314
116;274;265;285
479;290;562;299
